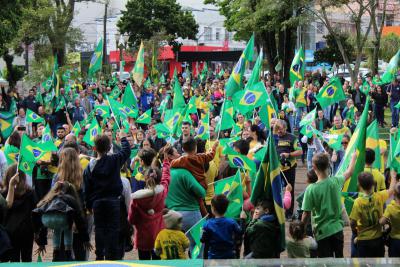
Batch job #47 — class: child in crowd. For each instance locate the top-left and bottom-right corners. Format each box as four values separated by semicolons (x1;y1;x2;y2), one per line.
154;209;189;260
201;194;244;259
128;144;172;260
349;171;397;257
244;200;281;258
171;137;219;215
286;220;317;258
380;182;400;257
131;148;157;193
33;181;91;261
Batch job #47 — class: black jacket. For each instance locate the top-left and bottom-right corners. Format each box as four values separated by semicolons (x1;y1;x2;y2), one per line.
371;91;388;107
83;137;130;210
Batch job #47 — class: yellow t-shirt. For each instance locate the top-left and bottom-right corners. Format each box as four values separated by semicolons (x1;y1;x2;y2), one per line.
206;140;223;170
366;139;387;173
349;190;389;240
329;126;351;137
205;160;218;205
363;167;386;192
154;229;189;260
194;96;203;109
383;200;400;239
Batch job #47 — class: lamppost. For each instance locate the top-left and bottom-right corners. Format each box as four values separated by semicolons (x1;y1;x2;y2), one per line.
115;32;129;80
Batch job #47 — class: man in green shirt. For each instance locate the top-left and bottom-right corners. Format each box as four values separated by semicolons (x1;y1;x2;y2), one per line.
301;152;357;257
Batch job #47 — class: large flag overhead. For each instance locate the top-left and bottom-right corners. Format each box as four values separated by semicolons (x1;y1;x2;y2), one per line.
225;34;255;97
88;38;103;77
83;118;101;147
250;133;286;251
20;135;57;163
172;77;186;109
366;119;381;170
151;43;159;84
336;96;370;214
52;55;60;97
381;49;400;84
246;51;263;89
214;171;243;218
108;98;138;119
290;46;305;86
316;76;346;109
132;41;145;87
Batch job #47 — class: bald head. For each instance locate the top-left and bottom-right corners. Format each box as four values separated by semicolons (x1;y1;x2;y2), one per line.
65;133;77;143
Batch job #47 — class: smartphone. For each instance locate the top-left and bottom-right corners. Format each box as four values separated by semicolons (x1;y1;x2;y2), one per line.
17;126;26;131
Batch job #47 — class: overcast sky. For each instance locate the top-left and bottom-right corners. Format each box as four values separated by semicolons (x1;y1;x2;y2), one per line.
177;0;217;9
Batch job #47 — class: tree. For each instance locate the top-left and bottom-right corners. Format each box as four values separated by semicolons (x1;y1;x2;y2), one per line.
314;32;355;65
379;33;400;62
16;0;85;67
310;0;373;83
0;0;29;87
205;0;311;87
117;0;198;53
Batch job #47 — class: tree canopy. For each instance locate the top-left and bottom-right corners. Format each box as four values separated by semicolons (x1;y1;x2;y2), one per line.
117;0;198;49
314;32;355;65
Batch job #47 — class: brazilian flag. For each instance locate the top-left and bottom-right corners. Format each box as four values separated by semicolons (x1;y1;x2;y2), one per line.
136;108;152;125
26;109;44;123
71;122;82;137
215;99;235;132
0;111;16;138
336;96;370;214
20;135;57;163
94;105;111;118
289;46;305;86
316;76;346;109
41;124;53;143
4;144;19;165
83;118;101;147
187;216;207;259
366;120;381;170
224;146;256;172
214;171;243;218
196;113;210;140
250;132;286;251
18;155;35;176
108;98;138;119
233;81;268;114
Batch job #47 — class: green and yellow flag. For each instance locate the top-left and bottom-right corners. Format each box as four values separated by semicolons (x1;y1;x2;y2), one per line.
20;135;57;163
366;120;381;170
108;98;138;119
299;108;316;127
233;81;268;114
136;108;152;125
336;96;370;214
225;34;255;97
216;99;235;132
381;49;400;84
151;43;159;84
172;76;186;109
88;38;103;78
18;155;35;176
250;133;286;251
94;105;111;119
290;46;305;86
187;216;207;259
122;82;138;109
0;111;15;138
83;118;101;147
26;109;44;123
4;144;19;165
224;146;256;172
71;121;81;137
41;124;53;143
316;76;346;109
214;171;243;218
132;41;145;87
196;113;210;140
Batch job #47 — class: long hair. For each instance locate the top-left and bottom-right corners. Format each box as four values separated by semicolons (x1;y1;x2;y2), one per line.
37;181;80;208
8;131;21;148
58;148;83;190
2;164;28;197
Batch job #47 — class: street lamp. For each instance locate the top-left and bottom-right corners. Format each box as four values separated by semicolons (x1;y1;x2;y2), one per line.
115;32;128;80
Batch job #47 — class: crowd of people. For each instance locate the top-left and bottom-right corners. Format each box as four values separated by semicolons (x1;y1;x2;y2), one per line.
0;67;399;262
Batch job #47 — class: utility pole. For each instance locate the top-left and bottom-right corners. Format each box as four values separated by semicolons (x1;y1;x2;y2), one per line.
103;1;108;67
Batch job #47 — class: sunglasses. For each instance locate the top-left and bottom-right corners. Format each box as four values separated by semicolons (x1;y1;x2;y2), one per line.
341;142;349;145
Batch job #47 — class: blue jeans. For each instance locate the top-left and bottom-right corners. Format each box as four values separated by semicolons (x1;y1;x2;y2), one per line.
391;101;399;127
307;147;316;170
179;210;203;258
295;107;306;128
42;213;72;249
288;114;295;133
93;197;121;260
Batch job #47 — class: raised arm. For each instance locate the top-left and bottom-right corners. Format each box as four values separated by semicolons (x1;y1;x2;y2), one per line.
343;151;357;181
110;131;131;165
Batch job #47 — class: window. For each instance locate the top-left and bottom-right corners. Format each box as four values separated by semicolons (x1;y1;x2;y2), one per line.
216;28;221;40
386;14;394;26
204;27;212;41
316;22;324;34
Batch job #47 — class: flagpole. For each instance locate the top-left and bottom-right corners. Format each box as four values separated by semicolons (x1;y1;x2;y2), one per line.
185;214;209;236
16;135;24;175
280;170;290;185
106;95;121;130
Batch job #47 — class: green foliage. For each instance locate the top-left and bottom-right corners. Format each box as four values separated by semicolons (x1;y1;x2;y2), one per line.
379;33;400;62
314;32;355;65
117;0;198;49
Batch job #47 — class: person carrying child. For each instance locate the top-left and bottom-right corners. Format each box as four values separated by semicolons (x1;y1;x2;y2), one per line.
171;137;219;216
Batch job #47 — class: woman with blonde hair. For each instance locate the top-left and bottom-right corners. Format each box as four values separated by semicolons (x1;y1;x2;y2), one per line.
57;148;83;190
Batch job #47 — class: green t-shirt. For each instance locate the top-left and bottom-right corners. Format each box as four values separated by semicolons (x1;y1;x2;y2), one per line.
165;168;206;211
302;175;345;241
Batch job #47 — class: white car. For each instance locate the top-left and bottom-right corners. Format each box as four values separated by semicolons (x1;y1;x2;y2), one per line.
112;71;131;81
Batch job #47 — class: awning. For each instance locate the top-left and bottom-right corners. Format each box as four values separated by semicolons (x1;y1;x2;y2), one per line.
176;51;242;62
